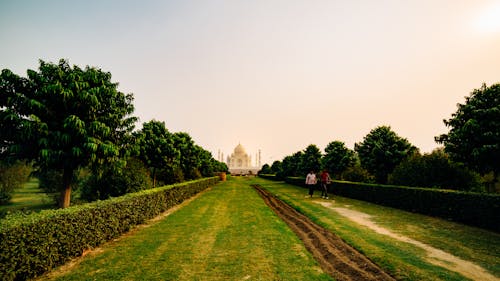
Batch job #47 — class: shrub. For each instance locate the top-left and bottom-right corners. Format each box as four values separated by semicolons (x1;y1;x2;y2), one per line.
80;158;153;201
388;150;484;192
0;177;218;281
0;161;31;205
341;165;374;183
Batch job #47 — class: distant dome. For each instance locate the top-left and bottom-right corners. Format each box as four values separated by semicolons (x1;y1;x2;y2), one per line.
234;143;246;155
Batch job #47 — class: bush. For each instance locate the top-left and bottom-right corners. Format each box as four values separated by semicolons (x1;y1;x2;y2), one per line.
267;175;500;232
388;150;484;192
341;165;374;183
0;177;219;281
331;181;499;232
80;158;153;201
0;161;31;205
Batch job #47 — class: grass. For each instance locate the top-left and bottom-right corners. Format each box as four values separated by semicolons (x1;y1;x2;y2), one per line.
39;177;332;281
0;178;55;215
251;177;500;281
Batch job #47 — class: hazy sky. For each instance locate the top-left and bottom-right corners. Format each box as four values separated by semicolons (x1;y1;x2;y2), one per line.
1;0;499;165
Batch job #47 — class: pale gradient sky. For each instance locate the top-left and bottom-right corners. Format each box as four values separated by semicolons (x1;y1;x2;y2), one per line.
1;0;500;165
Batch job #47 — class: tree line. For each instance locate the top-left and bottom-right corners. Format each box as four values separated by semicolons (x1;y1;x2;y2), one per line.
260;83;499;193
0;59;227;208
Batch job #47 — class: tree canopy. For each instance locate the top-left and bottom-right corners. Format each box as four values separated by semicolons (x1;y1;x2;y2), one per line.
355;126;417;183
299;144;322;175
322;141;355;178
436;83;500;186
134;120;179;187
0;59;136;208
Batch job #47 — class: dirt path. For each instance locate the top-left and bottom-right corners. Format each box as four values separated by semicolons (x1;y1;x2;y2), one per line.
317;202;499;281
252;185;395;281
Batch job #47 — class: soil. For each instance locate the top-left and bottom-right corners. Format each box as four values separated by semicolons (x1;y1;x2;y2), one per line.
252;185;396;281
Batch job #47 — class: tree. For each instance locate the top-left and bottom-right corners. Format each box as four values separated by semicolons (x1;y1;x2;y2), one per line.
436;83;500;191
270;160;282;174
258;163;272;174
299;144;322;176
279;152;303;178
172;132;201;180
388;149;483;191
135;120;179;187
0;59;136;208
355;126;417;183
80;157;152;201
322;141;356;178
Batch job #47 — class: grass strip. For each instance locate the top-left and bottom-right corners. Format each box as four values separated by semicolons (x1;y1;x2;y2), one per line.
39;177;332;281
0;178;54;215
251;177;500;281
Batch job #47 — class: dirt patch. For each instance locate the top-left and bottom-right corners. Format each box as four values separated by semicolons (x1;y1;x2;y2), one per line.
317;201;499;281
252;185;395;281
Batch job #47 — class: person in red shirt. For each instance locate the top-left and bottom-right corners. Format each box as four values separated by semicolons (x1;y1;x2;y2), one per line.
320;170;332;199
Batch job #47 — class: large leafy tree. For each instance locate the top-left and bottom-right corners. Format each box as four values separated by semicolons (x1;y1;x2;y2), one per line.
322;140;356;178
134;120;179;187
0;59;136;208
172;132;202;180
436;83;500;191
270;160;282;174
355;126;417;183
299;144;322;176
279;152;303;178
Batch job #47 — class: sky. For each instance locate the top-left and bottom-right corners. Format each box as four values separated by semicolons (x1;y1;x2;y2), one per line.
1;0;500;165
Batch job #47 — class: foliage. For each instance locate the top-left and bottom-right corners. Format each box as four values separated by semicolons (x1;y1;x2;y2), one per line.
278;152;302;178
172;132;201;180
270;160;282;174
388;149;484;192
341;164;375;183
322;141;356;178
299;144;322;176
0;177;219;281
35;169;67;205
80;158;152;201
258;163;272;174
268;174;500;233
0;59;136;208
331;181;500;232
355;126;418;183
134;120;179;187
0;161;31;204
436;83;500;191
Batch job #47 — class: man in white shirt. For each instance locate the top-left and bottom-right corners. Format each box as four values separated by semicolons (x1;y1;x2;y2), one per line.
305;171;317;198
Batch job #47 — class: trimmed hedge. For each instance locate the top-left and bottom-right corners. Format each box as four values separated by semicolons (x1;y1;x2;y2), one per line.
0;177;218;281
260;174;500;233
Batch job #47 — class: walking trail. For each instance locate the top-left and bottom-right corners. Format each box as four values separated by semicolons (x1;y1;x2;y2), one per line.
316;201;499;281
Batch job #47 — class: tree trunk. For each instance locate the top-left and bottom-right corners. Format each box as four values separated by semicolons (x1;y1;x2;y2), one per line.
59;168;73;208
152;167;157;188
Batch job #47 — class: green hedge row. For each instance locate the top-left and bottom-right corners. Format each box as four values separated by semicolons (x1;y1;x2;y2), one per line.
0;177;219;281
261;175;500;233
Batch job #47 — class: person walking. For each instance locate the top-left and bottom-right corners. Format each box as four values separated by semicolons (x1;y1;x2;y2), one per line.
305;170;317;198
320;169;332;199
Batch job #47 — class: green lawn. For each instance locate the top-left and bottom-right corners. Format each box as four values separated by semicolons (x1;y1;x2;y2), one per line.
40;177;332;281
32;177;500;280
0;178;55;215
252;177;500;281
